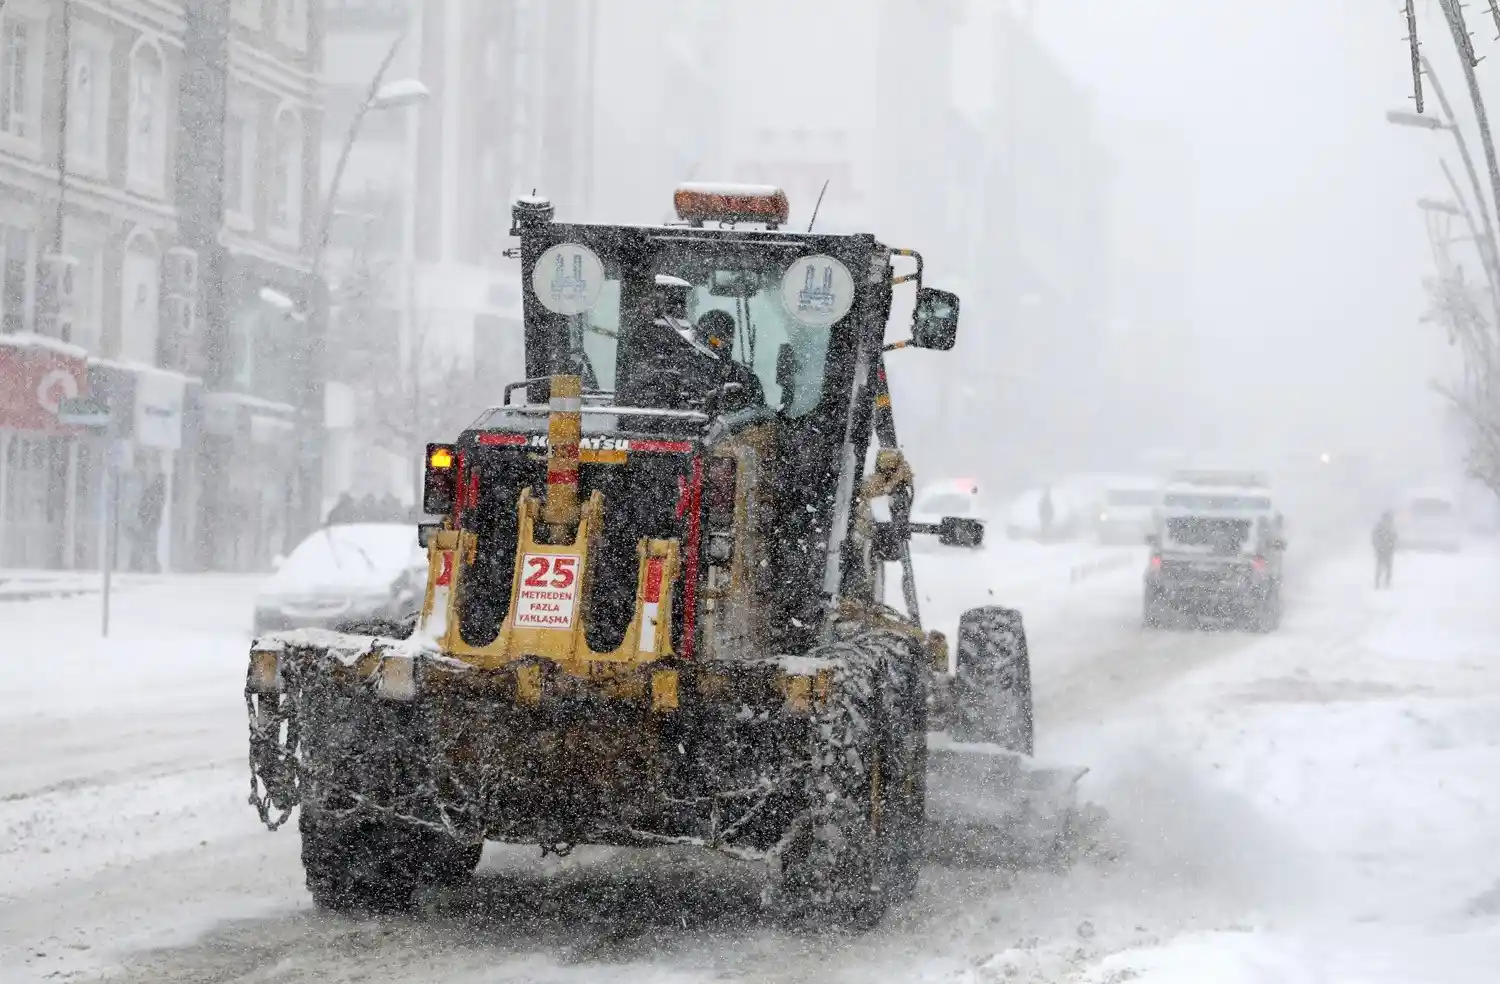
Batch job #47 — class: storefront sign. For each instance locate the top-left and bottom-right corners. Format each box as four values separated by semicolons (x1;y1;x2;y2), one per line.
133;369;185;450
0;340;88;433
56;396;112;428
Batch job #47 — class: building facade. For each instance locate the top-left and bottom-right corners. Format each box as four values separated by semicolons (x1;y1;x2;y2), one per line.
0;0;322;572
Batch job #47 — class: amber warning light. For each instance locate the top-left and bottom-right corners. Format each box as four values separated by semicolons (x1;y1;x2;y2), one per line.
674;183;790;228
425;443;457;514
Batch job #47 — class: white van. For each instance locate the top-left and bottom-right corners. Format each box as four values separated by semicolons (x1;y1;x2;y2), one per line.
1398;490;1463;552
1095;479;1161;545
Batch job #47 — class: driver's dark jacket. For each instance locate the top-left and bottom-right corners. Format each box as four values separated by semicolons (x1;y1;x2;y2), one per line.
625;316;764;414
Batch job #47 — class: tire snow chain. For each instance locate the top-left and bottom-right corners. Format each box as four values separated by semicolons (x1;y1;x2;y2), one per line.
245;666;302;832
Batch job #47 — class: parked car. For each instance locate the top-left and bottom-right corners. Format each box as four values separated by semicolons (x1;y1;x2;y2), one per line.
1095;479;1162;545
253;523;427;635
1398;490;1463;552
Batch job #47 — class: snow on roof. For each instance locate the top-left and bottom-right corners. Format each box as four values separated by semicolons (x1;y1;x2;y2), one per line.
88;356;200;385
201;390;296;414
676;181;785;198
1164;482;1273;498
0;332;88;360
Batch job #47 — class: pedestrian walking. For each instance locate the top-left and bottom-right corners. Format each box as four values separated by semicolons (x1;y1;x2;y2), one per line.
1372;509;1398;589
134;474;166;573
1038;486;1056;541
326;493;356;526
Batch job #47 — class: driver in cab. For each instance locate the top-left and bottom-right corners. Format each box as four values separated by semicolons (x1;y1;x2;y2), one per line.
634;285;764;414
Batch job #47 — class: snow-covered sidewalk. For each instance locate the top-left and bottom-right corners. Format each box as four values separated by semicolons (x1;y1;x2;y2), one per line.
995;546;1500;983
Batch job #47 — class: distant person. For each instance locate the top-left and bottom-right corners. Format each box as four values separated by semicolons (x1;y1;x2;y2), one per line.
134;474;165;573
1372;509;1398;589
1038;486;1056;541
326;493;356;526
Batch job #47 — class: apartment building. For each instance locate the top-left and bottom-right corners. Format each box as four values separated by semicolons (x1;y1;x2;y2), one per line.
0;0;322;572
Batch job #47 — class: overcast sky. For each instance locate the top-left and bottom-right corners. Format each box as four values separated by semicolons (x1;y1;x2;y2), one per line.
954;0;1467;471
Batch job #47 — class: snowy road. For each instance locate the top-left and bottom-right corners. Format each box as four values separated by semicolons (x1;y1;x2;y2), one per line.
4;540;1499;982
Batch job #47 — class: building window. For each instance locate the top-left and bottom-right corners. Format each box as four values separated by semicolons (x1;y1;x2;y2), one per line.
63;235;102;352
1;224;32;334
121;239;160;363
224;102;257;224
232;0;260;28
271;0;308;50
68;36;111;169
128;43;166;188
1;18;37;141
270;107;303;239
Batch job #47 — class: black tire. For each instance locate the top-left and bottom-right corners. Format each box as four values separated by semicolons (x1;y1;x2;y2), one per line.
775;625;919;928
1142;587;1168;629
1250;586;1281;634
878;630;926;903
952;607;1034;756
300;807;480;912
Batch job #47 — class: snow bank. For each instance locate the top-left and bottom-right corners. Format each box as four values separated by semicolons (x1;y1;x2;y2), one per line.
1034;548;1500;983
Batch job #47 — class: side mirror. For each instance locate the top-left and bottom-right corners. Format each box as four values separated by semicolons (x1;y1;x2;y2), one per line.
1271;537;1287;551
417;522;441;548
271;554;286;572
911;287;960;351
938;516;984;549
1145;533;1160;548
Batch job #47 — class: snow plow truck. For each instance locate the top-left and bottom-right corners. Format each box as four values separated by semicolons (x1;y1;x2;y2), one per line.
245;184;1089;927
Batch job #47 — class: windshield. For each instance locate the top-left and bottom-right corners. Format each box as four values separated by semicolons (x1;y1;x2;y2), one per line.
1106;489;1159;507
577;280;622;391
658;250;838;417
525;235;860;422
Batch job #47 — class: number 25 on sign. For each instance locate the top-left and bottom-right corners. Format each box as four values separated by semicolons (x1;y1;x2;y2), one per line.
513;554;580;629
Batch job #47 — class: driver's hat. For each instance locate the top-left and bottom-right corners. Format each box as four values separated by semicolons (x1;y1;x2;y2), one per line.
696;309;736;352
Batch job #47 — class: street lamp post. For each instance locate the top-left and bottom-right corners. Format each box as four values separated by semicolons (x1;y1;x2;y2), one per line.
298;30;428;534
1436;0;1500;248
1389;72;1500;331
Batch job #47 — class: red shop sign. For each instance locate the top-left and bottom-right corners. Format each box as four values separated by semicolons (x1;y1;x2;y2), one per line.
0;342;87;433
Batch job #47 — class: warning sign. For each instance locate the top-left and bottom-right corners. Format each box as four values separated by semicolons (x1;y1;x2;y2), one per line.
513;553;580;630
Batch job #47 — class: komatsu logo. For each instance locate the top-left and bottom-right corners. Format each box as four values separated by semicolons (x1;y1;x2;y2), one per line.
478;431;691;455
518;435;630;452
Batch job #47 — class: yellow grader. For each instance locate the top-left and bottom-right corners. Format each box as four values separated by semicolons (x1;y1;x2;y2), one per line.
246;185;1089;926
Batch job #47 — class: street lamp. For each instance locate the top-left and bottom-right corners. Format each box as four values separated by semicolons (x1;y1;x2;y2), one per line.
1387;66;1500;328
297;24;431;535
370;78;429;111
258;286;306;320
1387;109;1451;132
1419;198;1464;217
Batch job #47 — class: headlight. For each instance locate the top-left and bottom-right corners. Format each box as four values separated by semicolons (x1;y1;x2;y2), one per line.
1098;512;1108;522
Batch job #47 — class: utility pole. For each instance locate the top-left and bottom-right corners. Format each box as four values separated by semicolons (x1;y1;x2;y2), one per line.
1437;0;1500;261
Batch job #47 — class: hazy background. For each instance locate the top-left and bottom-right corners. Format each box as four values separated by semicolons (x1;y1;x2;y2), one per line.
1018;0;1454;460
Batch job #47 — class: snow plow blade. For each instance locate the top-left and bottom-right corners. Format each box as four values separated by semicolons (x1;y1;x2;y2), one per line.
924;733;1096;868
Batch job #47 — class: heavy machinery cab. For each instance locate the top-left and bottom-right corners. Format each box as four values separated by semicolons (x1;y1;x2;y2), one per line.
422;185;962;665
